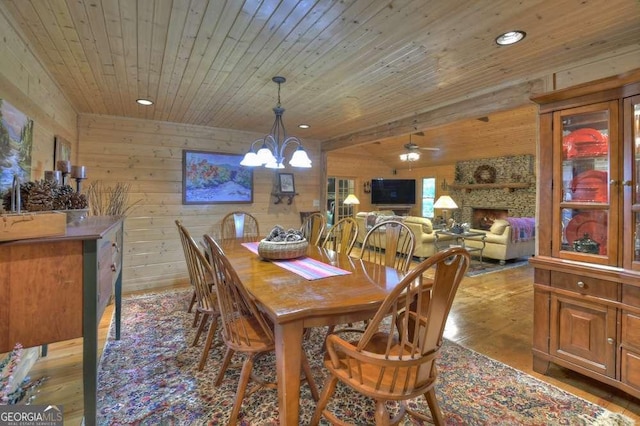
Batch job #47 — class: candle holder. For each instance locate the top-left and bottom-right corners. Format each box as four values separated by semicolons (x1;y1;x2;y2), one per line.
56;160;72;185
44;170;62;186
73;176;86;192
71;165;87;192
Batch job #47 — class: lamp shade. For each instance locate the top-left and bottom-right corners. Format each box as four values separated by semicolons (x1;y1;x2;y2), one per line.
289;147;312;168
433;195;458;209
240;151;262;166
343;194;360;205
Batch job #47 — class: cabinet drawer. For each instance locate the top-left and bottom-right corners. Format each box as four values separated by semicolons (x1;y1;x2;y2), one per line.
550;271;618;301
622;312;640;350
622;285;640;305
621;348;640;391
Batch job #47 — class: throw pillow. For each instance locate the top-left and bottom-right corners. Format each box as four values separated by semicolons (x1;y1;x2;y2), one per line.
490;219;510;235
366;214;378;230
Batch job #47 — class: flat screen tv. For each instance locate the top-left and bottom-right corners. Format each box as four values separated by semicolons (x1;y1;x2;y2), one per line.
370;179;416;205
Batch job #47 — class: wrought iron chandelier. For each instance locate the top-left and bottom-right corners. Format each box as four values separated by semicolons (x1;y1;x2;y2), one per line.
240;76;312;169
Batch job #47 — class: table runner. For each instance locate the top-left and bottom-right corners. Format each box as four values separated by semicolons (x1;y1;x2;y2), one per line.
241;242;352;280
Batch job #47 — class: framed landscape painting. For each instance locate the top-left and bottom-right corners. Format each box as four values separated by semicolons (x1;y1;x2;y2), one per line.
182;150;253;204
0;99;33;194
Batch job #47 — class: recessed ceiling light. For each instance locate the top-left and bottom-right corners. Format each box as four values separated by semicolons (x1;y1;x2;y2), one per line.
298;124;310;129
495;30;526;46
136;98;154;106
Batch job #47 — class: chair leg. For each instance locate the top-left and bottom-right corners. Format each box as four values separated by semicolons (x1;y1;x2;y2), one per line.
374;400;392;426
301;350;319;401
309;375;338;426
321;325;336;353
192;312;208;346
424;389;444;426
198;316;218;371
188;290;196;313
215;348;235;386
192;309;201;328
228;354;256;425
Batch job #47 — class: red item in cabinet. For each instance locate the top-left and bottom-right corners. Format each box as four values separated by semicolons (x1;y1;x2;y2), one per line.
570;170;608;202
563;128;608;158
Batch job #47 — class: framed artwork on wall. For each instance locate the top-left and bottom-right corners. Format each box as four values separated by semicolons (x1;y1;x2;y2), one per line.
278;173;295;193
54;135;72;164
0;99;33;193
182;150;253;204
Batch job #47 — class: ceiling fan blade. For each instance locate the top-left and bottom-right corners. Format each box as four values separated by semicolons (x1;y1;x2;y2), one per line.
419;146;440;151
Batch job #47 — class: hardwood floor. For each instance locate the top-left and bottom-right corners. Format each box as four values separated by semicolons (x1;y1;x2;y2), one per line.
16;263;640;424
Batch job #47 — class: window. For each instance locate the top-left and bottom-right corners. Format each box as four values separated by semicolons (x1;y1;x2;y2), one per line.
421;177;436;218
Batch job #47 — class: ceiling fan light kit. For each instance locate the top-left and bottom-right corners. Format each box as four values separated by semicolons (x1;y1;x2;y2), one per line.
400;133;440;162
400;152;420;161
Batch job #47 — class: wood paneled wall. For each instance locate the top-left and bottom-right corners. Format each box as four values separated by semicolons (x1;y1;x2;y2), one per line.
0;5;77;181
326;152;390;214
326;151;456;217
78;114;322;292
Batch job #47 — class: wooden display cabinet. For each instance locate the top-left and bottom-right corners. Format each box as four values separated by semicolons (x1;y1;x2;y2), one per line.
531;69;640;399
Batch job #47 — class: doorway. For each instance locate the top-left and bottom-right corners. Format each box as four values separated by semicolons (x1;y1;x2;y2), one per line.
327;177;356;225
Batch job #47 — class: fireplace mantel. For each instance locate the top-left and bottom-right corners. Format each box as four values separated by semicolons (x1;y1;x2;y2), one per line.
449;182;530;193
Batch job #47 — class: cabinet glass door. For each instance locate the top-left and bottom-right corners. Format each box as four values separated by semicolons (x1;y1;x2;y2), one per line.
624;95;640;270
553;101;619;266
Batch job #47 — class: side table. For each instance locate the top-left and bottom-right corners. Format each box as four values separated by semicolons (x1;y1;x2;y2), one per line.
435;230;487;265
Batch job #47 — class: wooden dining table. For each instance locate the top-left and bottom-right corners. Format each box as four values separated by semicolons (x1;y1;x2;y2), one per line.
217;237;406;425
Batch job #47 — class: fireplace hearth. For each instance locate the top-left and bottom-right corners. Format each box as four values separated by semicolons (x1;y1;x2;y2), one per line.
471;208;509;230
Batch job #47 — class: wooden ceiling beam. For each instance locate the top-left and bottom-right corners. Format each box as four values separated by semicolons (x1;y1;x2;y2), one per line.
321;79;546;152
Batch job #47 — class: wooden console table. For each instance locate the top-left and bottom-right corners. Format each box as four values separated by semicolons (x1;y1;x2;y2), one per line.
0;216;123;426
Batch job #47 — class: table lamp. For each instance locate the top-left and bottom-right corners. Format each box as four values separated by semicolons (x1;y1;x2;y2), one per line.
343;194;360;218
433;195;458;228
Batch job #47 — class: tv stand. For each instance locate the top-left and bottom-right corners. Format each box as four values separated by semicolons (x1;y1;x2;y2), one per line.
376;205;413;216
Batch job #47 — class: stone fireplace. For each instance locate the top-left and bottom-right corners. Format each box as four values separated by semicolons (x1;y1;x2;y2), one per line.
449;155;536;225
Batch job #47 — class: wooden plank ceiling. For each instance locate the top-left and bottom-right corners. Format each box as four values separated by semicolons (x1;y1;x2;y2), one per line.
2;0;639;168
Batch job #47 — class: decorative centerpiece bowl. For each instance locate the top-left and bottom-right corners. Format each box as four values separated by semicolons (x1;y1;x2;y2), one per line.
258;238;308;260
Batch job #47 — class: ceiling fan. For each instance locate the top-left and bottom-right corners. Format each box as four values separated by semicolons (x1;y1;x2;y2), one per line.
403;132;440;152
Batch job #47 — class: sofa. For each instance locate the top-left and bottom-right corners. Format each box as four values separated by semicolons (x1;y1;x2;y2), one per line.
463;217;535;264
355;211;456;259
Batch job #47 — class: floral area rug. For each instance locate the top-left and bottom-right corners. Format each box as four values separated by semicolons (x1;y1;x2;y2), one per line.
97;289;633;425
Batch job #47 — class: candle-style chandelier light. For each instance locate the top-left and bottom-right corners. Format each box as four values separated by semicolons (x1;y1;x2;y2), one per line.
240;76;312;169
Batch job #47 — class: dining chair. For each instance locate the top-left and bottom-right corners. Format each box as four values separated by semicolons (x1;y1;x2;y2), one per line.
322;219;415;348
321;216;359;255
203;234;319;424
175;220;220;371
310;247;471;426
175;220;199;314
221;211;260;239
300;211;327;246
359;219;416;273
